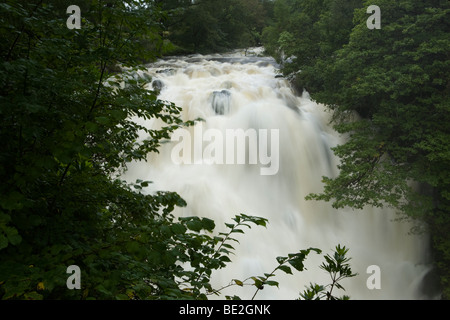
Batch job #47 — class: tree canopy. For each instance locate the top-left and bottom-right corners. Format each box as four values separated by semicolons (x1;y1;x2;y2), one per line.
262;0;450;298
156;0;273;53
0;0;241;300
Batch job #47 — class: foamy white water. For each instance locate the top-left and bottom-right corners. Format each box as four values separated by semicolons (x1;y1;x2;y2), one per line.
123;48;436;300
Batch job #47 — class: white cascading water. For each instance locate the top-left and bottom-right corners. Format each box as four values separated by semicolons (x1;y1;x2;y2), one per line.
123;48;436;300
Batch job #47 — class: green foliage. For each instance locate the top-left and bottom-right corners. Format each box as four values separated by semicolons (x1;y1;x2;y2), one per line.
300;245;357;300
177;214;269;299
246;247;322;300
262;0;362;69
264;0;450;298
0;0;208;300
158;0;272;53
214;244;356;300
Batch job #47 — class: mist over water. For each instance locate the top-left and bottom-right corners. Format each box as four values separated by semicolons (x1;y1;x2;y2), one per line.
123;48;436;299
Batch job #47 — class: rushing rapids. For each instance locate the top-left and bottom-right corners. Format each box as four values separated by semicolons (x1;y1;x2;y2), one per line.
123;48;436;299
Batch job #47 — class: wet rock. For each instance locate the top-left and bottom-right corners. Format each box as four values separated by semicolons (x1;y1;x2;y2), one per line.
152;79;164;93
156;68;176;76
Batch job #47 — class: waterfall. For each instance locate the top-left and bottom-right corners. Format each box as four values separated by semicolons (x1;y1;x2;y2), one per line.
123;48;436;300
210;90;232;115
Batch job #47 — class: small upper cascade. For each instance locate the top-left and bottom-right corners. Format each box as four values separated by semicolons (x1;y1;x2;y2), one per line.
210;89;232;115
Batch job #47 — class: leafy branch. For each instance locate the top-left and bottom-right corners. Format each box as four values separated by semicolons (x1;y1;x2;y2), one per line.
176;214;268;299
209;245;323;300
211;244;356;301
249;247;322;300
299;245;357;300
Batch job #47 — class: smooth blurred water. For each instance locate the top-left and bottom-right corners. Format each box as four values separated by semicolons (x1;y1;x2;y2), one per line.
123;48;436;300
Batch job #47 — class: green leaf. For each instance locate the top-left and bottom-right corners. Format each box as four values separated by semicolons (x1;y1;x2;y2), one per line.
278;265;292;275
140;181;151;187
264;280;279;288
226;295;242;300
201;218;215;231
186;219;203;232
4;226;22;246
126;241;140;255
110;109;127;121
233;279;244;287
288;258;306;272
276;256;287;264
251;277;264;289
0;234;8;250
171;223;187;235
95;116;110;125
23;291;43;300
219;256;231;263
222;243;234;250
85;121;98;132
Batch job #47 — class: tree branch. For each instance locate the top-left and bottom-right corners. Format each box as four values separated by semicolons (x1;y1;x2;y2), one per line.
6;0;43;61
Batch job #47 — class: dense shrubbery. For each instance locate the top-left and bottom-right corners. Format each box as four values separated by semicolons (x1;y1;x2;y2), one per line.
0;0;194;299
0;0;356;300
